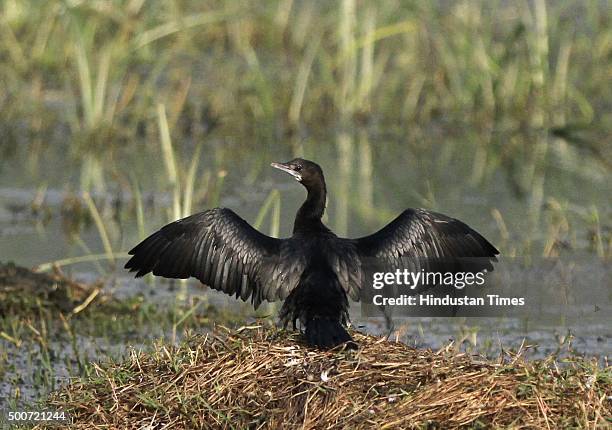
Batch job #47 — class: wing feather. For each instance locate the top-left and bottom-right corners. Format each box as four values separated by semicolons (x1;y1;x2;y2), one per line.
125;208;305;307
126;207;499;307
352;208;499;276
333;208;499;299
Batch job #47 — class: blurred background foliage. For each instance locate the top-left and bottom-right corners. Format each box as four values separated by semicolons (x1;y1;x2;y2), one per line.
0;0;610;259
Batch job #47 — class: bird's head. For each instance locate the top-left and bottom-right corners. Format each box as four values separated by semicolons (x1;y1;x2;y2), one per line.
271;158;324;190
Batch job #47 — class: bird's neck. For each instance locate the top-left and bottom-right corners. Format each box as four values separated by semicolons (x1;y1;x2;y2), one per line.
293;183;327;233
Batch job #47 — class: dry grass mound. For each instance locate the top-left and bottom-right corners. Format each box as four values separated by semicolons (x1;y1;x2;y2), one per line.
42;326;610;429
0;262;104;316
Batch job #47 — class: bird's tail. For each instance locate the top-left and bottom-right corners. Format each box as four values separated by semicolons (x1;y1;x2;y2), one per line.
305;317;356;349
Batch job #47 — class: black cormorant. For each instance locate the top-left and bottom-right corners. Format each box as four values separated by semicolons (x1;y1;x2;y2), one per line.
125;159;499;348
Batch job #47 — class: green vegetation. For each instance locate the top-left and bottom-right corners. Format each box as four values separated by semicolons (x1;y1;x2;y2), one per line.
0;1;610;426
1;0;610;256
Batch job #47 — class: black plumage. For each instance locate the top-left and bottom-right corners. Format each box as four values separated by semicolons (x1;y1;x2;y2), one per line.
125;158;499;348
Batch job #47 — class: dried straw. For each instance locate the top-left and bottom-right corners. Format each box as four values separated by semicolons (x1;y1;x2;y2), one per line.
40;326;610;429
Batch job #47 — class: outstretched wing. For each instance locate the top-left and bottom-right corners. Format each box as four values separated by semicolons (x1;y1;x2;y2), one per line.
124;208;305;308
346;208;499;294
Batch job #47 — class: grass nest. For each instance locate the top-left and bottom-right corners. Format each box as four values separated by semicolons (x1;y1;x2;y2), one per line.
38;326;610;429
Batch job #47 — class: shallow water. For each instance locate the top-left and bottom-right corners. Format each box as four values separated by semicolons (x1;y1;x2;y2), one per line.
0;131;610;408
2;273;608;407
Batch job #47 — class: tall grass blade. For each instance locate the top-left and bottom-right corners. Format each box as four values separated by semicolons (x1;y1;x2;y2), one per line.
157;103;181;221
334;132;353;236
183;141;203;218
93;47;111;124
270;192;281;238
289;31;322;127
82;192;115;266
75;236;106;275
338;0;356;119
74;32;94;128
357;6;376;110
253;190;280;233
134;10;235;50
130;176;146;241
35;252;130;272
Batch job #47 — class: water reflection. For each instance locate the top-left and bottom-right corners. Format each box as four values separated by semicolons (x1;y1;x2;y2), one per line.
0;126;610;359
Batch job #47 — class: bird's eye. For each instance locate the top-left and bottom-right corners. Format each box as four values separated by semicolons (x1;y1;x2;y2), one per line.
294;165;302;171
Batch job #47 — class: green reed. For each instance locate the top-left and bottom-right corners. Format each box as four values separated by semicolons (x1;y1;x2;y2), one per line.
0;0;608;256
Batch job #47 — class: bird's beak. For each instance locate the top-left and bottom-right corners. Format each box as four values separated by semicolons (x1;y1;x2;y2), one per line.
271;162;302;181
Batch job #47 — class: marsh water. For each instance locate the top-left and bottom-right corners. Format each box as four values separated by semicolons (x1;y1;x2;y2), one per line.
1;129;610;407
